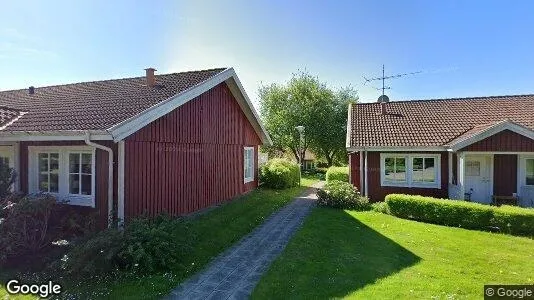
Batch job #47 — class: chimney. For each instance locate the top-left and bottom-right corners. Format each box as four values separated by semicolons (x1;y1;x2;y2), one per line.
377;94;389;115
145;68;157;87
28;86;35;95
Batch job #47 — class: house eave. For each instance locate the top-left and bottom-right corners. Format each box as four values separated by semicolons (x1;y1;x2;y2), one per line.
0;130;113;141
346;146;447;152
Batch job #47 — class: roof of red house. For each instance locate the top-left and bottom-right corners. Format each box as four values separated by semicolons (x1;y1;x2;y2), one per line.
0;68;225;132
347;94;534;149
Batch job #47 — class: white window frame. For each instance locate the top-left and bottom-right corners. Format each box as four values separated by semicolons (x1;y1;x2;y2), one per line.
380;153;441;189
244;146;254;183
28;146;96;207
519;155;534;187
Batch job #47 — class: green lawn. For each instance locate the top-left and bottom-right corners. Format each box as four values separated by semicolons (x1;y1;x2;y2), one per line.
1;177;317;300
253;208;534;299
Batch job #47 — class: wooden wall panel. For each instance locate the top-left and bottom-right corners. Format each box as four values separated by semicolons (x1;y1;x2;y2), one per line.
349;152;362;192
461;130;534;152
124;83;261;218
493;154;517;196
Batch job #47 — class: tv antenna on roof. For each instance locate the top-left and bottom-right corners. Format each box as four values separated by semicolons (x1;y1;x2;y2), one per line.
363;65;422;101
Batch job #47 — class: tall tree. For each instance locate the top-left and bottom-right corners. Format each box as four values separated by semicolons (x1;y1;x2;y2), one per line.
259;71;357;166
309;87;358;166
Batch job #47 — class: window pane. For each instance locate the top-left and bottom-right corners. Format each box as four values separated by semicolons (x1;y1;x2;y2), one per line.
69;174;80;194
0;157;9;167
424;158;435;182
69;153;80;173
466;161;480;176
81;174;92;195
384;157;394;181
49;173;59;193
81;153;92;174
39;174;48;192
395;158;406;182
526;159;534;185
412;157;423;182
50;153;59;173
39;153;48;172
413;158;423;170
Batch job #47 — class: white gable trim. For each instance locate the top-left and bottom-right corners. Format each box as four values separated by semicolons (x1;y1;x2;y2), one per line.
345;103;353;148
448;120;534;151
108;68;272;145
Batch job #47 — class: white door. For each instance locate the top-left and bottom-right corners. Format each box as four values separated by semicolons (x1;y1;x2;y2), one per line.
464;155;492;204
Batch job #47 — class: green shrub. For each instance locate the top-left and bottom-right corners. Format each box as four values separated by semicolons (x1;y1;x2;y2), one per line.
371;201;390;214
0;194;96;267
259;158;300;189
325;166;349;182
317;180;369;210
385;194;534;236
64;215;192;276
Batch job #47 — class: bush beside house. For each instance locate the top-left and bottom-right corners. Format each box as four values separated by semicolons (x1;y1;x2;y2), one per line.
325;166;349;182
385;194;534;236
317;180;369;210
259;158;300;189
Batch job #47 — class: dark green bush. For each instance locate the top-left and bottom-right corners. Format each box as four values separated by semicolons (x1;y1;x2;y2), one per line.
64;215;192;276
259;158;300;189
325;166;349;182
385;194;534;236
317;180;369;210
0;194;96;267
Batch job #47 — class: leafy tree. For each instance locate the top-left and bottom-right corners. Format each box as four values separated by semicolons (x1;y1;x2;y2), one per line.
259;71;357;166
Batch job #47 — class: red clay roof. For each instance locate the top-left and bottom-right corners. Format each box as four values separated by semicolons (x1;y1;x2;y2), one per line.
348;94;534;148
0;68;226;132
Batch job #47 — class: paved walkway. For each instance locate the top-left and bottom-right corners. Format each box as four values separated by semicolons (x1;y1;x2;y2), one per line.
166;183;323;300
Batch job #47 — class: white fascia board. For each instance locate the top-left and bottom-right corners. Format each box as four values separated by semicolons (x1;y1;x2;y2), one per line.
345;103;353;148
224;72;272;146
346;146;446;152
0;130;113;141
448;121;534;152
108;68;272;145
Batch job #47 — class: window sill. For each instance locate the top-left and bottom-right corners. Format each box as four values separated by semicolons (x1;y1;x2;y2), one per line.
381;182;440;189
244;177;254;184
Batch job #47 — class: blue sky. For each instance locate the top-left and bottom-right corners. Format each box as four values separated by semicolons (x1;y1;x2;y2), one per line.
1;1;534;106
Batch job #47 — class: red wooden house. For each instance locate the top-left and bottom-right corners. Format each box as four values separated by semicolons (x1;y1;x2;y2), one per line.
0;67;271;227
347;95;534;207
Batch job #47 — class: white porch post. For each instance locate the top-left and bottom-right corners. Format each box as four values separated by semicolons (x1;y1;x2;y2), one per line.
458;152;465;199
359;151;364;194
364;151;368;197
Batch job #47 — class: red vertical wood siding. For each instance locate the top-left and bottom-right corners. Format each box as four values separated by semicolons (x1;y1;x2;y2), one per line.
366;151;449;202
18;140;117;228
349;152;361;192
493;154;517;196
124;83;262;218
461;130;534;151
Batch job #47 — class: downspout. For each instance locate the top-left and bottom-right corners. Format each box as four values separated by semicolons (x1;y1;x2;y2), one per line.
85;131;114;228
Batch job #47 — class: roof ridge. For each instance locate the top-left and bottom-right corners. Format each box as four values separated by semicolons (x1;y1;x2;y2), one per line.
355;93;534;105
0;67;228;93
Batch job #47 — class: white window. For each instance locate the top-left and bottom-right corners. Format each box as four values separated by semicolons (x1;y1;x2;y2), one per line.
29;146;95;207
380;153;440;188
526;159;534;186
244;147;254;183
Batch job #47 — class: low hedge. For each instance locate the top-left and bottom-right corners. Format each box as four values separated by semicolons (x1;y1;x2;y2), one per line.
385;194;534;236
325;166;349;182
259;158;300;189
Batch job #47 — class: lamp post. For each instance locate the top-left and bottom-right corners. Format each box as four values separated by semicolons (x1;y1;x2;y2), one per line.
295;125;305;186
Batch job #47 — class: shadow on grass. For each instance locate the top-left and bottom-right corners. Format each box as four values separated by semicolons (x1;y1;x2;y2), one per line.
253;208;421;299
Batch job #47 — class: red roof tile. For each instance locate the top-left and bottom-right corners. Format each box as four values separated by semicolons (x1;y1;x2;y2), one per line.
0;68;226;132
348;95;534;148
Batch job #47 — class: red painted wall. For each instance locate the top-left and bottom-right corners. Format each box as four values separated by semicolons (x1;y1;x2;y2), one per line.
493;154;517;196
19;140;117;228
124;83;261;218
461;130;534;152
355;151;449;202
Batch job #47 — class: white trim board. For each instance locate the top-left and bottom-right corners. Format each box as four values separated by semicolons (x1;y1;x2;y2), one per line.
108;68;272;145
347;146;446;152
